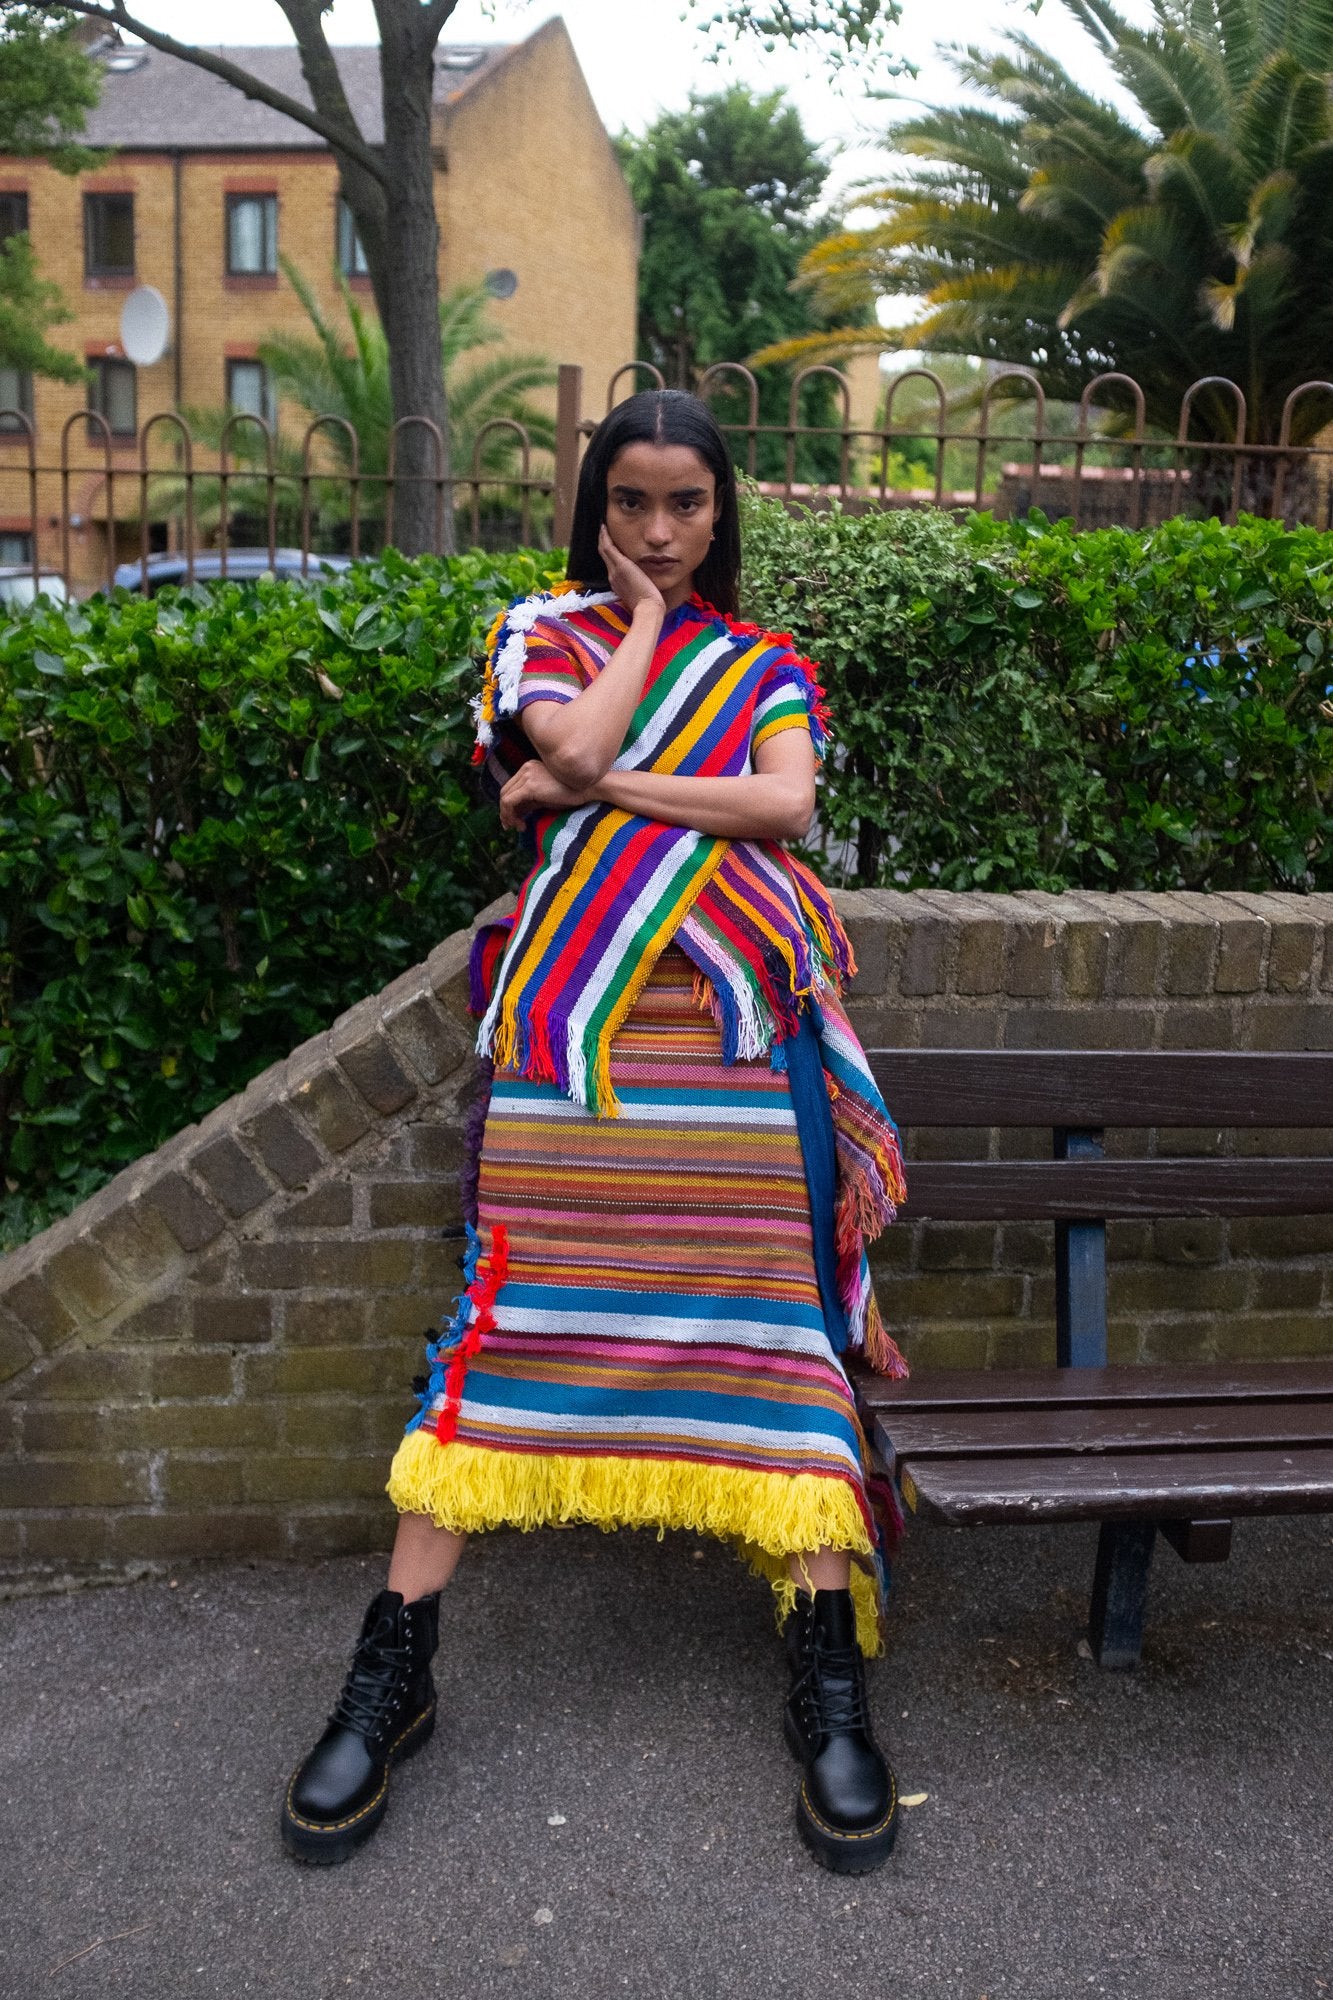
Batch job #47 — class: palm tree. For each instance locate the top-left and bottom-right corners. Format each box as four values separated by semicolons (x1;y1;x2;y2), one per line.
755;0;1333;445
178;262;556;546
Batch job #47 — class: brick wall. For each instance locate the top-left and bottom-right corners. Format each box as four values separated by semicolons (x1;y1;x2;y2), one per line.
843;889;1333;1371
2;889;1332;1580
437;20;639;419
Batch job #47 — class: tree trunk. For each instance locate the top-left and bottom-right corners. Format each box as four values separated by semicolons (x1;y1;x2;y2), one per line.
370;6;453;555
280;0;455;553
58;2;458;553
287;0;456;556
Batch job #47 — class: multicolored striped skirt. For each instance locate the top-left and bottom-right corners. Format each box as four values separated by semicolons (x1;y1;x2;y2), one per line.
387;948;884;1649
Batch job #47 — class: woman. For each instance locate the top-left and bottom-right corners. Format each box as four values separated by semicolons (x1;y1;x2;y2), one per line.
281;391;908;1876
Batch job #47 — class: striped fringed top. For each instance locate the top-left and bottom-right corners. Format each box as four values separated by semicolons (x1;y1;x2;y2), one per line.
472;589;845;1112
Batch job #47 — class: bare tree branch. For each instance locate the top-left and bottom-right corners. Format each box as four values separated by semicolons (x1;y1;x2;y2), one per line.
275;0;369;163
36;0;388;183
420;0;462;38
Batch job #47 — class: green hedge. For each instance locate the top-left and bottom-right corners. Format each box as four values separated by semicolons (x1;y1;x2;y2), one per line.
4;507;1333;1248
742;500;1333;892
0;549;562;1248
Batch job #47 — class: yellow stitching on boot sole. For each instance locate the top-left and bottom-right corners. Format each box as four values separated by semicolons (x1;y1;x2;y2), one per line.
283;1703;435;1836
798;1774;898;1844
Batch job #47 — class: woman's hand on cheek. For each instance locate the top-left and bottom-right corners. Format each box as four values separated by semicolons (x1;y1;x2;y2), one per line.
598;524;666;616
498;759;593;831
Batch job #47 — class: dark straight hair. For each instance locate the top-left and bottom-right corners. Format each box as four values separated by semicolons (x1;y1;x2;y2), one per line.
565;389;742;616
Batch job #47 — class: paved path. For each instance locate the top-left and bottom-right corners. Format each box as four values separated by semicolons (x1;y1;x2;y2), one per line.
2;1512;1331;2000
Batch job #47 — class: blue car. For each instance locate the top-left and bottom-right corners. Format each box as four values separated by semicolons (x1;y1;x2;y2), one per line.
110;548;353;595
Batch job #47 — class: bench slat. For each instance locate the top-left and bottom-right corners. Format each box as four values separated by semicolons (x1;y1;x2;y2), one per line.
851;1360;1333;1414
874;1399;1333;1467
901;1156;1333;1219
867;1049;1333;1128
899;1446;1333;1524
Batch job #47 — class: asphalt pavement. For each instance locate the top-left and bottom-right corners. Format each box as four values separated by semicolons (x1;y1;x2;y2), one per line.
2;1509;1331;2000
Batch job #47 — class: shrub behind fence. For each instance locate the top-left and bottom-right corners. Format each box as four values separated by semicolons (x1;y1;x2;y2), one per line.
742;501;1333;896
4;503;1333;1248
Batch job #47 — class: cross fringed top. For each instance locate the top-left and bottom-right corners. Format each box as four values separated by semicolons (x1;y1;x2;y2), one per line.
471;588;843;1109
467;585;910;1376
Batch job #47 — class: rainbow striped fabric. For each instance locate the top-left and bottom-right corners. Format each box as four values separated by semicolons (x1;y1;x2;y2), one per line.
467;586;907;1373
388;950;894;1651
473;590;839;1115
386;596;912;1640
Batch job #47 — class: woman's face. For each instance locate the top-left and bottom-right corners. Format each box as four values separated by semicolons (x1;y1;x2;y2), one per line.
603;441;720;604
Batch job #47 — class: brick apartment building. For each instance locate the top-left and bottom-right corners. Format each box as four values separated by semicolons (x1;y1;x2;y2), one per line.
0;19;638;589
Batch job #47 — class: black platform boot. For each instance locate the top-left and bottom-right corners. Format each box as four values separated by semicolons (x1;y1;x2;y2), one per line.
783;1587;898;1873
281;1588;439;1864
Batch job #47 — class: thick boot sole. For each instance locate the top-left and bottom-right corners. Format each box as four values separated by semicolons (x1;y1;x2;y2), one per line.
280;1701;436;1866
783;1708;899;1875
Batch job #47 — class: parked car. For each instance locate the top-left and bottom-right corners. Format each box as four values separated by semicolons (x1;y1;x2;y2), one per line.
110;549;353;595
0;566;70;609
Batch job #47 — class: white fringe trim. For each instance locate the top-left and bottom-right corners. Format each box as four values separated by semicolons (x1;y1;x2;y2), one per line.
566;1025;589;1109
677;914;773;1064
490;588;618;722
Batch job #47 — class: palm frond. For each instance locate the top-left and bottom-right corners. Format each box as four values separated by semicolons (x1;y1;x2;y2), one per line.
174;264;556;531
1211;0;1263;95
1236;53;1327;175
748;326;889;370
1053;0;1136;55
1144;128;1245;231
439;283;501;369
1109;23;1233;138
1270;0;1333;74
787;0;1333;441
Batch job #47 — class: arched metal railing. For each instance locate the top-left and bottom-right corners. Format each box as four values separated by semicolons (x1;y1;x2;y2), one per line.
7;362;1333;599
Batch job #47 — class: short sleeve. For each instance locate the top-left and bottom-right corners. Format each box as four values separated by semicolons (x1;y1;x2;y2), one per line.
515;613;590;711
752;653;816;754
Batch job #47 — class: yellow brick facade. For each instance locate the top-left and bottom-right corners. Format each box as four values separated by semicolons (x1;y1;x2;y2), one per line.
436;22;637;423
0;21;637;590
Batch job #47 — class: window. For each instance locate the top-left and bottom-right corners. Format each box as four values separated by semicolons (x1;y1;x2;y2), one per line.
84;192;135;278
0;531;32;566
0;192;29;246
336;197;368;278
0;365;33;433
226;358;275;429
87;356;136;438
227;194;277;276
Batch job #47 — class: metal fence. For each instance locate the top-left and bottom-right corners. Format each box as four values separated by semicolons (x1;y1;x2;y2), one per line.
618;361;1333;535
4;361;1333;598
0;402;561;599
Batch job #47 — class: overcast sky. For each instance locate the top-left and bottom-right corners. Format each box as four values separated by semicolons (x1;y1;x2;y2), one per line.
120;0;1148;200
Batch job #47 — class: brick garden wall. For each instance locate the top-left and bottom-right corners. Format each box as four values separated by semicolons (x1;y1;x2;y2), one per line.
2;889;1332;1579
841;890;1333;1371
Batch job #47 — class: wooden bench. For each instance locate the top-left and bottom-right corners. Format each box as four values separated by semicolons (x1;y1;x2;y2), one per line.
849;1050;1333;1668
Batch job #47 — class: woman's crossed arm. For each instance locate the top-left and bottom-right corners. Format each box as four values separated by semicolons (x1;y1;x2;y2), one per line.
498;725;816;846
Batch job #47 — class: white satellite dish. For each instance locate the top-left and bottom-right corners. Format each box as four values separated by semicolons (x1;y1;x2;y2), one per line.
119;285;170;366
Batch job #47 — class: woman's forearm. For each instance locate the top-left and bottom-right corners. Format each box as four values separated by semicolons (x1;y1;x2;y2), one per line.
590;767;815;842
523;602;663;790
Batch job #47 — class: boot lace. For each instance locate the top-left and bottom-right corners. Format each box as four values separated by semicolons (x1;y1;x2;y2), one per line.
331;1630;414;1742
807;1641;871;1736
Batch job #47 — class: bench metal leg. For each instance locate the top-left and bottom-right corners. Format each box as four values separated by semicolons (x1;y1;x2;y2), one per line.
1054;1128;1107;1368
1088;1520;1157;1669
1159;1517;1232;1564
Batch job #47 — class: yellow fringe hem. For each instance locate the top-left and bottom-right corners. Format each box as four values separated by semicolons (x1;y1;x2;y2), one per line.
387;1428;883;1657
